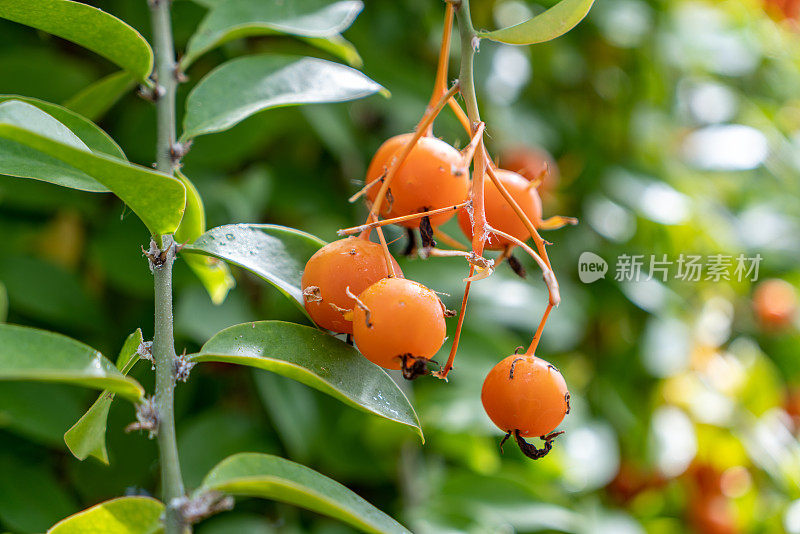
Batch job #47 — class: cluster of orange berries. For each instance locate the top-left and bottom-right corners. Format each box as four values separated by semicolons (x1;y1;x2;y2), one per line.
300;3;574;460
301;136;571;458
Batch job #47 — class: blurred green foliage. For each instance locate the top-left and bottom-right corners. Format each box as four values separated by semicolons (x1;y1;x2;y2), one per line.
2;0;800;532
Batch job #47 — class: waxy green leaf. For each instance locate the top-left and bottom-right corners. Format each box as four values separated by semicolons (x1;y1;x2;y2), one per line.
0;100;185;234
182;223;324;315
0;0;153;81
0;324;143;402
63;71;137;122
64;329;144;463
190;321;422;440
201;453;411;534
478;0;595;45
0;95;125;159
183;0;363;67
175;171;235;305
182;55;384;139
47;496;164;534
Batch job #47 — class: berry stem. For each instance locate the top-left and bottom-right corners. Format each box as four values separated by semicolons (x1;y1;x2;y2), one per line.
339;201;470;236
363;81;461;229
527;302;554;356
485;165;554;271
424;2;455;136
489;228;560;306
437;0;484;380
433;227;468;250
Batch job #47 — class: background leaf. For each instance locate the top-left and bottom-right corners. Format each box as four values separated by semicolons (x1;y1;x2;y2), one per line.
183;0;363;67
64;329;144;463
200;453;411;534
63;71;137;122
0;324;144;401
478;0;595;45
47;496;164;534
0;0;153;81
175;170;235;305
0;453;78;533
190;321;422;440
0;101;186;234
182;223;324;315
182;55;384;139
0;95;125;159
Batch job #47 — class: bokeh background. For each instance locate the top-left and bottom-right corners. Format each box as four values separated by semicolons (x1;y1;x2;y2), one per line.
2;0;800;532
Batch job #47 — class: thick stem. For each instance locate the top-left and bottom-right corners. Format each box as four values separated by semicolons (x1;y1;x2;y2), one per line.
148;1;186;531
152;238;186;520
151;0;177;172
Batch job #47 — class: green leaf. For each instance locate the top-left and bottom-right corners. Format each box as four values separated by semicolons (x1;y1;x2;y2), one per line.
63;71;137;122
0;383;85;447
183;0;363;68
175;170;235;304
0;95;126;159
0;281;7;323
0;254;105;330
304;34;362;68
64;329;144;463
0;100;186;234
190;321;423;440
0;324;144;402
182;224;324;315
47;496;164;534
0;0;153;81
478;0;595;45
0;98;103;192
182;55;384;139
200;453;411;534
0;453;78;533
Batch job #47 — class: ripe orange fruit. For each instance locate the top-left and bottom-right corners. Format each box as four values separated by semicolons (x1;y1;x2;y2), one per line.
457;168;542;250
301;237;402;334
366;135;469;228
352;277;446;376
752;278;797;330
500;145;559;193
481;354;569;438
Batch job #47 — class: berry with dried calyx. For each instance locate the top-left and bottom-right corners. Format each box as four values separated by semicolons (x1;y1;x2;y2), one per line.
301;237;402;334
352;277;446;379
481;354;570;459
366;136;469;228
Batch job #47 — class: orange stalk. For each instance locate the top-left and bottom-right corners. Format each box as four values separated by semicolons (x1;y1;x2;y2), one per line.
364;81;461;228
339;201;469;236
435;266;473;380
527;303;553;356
485;164;553;271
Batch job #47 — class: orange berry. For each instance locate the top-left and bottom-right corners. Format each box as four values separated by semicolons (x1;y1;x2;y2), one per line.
301;237;402;334
481;354;569;438
753;278;797;330
352;277;446;376
457;168;542;250
500;145;559;193
366;135;469;228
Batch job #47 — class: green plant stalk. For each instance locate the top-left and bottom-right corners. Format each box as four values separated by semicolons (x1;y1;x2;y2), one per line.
455;0;480;125
148;1;185;532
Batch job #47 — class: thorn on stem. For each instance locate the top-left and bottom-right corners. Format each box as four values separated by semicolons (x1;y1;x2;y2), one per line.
125;397;159;438
172;491;234;525
137;340;155;370
174;349;195;383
